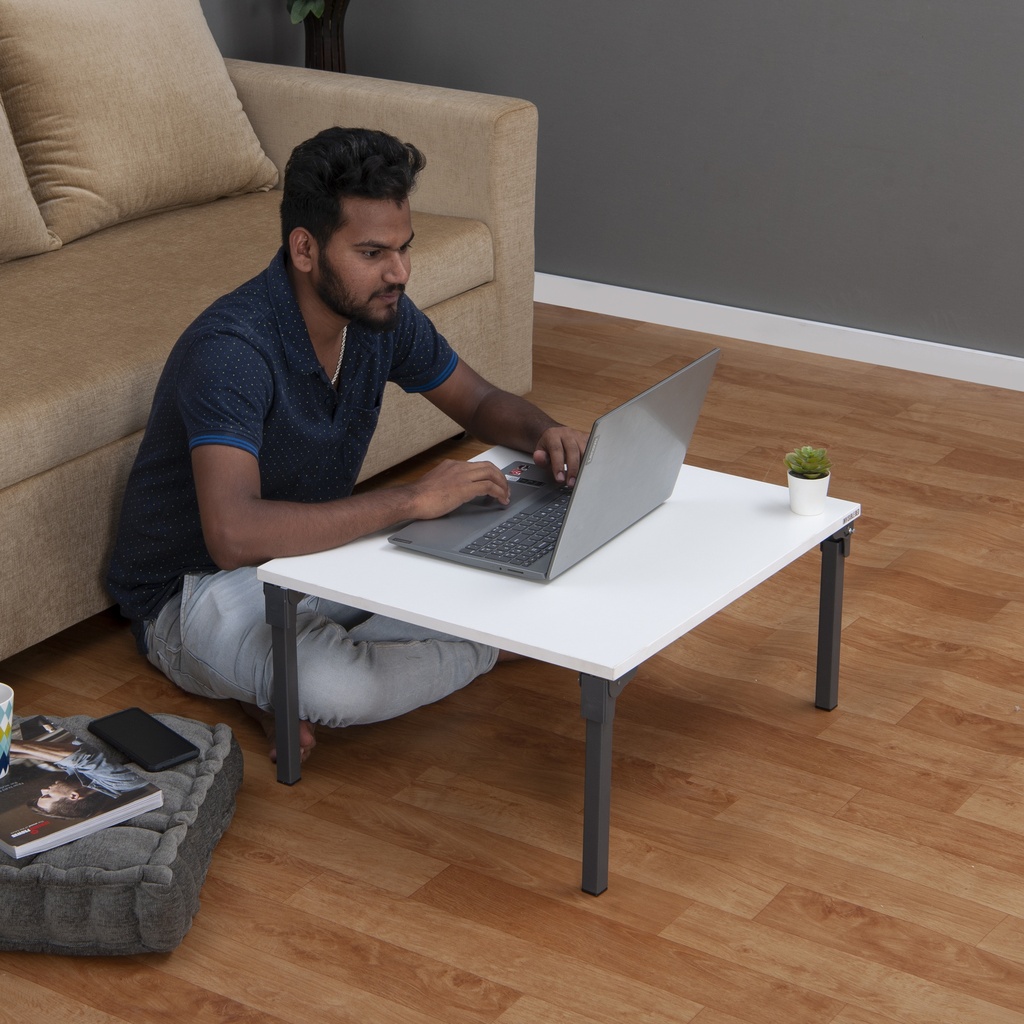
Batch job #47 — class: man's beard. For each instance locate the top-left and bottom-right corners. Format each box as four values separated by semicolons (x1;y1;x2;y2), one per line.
315;250;403;331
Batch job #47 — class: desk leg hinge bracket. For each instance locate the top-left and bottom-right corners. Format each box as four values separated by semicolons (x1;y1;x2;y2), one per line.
580;669;637;722
821;523;855;558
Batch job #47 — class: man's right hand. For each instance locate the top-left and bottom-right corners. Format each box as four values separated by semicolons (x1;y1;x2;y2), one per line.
404;459;511;520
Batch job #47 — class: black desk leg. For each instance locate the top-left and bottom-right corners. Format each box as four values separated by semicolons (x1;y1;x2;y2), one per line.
263;583;303;785
816;525;854;711
579;669;636;896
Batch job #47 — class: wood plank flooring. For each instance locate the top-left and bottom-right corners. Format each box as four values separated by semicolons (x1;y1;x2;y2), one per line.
2;303;1023;1023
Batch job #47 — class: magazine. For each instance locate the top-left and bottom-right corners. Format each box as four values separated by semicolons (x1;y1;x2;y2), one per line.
0;715;164;860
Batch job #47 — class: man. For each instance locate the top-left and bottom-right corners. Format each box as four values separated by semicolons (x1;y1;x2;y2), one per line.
107;127;587;764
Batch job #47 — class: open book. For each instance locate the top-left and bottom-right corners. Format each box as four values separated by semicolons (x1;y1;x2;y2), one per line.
0;715;163;860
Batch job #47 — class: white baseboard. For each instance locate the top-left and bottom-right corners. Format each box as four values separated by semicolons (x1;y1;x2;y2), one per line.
534;274;1024;392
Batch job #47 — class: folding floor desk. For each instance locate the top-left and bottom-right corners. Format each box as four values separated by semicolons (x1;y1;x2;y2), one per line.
259;448;861;894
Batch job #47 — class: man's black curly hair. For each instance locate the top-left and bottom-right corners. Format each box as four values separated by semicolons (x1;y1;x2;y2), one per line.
280;126;426;252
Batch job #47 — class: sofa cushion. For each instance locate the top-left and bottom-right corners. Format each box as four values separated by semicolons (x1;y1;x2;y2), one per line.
0;99;58;264
0;0;278;245
0;192;493;491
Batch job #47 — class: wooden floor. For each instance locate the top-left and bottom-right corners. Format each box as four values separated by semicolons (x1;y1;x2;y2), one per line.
3;303;1023;1023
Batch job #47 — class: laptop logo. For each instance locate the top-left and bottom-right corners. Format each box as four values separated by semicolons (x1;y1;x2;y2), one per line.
585;433;601;465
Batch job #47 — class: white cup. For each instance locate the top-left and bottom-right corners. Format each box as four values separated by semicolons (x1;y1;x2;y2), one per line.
0;682;13;779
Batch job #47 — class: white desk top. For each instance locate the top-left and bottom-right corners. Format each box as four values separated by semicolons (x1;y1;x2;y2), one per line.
258;448;861;680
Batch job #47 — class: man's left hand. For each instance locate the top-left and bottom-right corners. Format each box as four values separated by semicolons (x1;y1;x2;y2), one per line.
533;426;590;486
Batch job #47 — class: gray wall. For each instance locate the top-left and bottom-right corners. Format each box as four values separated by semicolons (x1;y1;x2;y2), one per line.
200;0;300;65
206;1;1024;359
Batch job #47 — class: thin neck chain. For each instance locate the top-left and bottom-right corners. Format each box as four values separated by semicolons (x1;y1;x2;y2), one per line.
330;325;348;387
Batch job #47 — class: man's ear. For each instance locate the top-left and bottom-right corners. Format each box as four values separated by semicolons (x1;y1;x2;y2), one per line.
288;227;317;273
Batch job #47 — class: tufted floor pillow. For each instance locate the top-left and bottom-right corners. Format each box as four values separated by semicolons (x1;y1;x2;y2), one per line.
0;713;242;955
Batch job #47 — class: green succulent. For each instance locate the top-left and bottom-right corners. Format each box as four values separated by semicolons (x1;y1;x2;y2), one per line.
784;445;832;480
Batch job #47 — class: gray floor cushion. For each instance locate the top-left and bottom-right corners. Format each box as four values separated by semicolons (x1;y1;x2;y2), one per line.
0;713;242;955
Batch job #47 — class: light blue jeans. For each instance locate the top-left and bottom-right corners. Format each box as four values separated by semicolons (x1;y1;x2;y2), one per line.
144;567;498;728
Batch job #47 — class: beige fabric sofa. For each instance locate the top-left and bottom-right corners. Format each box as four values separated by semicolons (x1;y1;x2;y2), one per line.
0;2;536;663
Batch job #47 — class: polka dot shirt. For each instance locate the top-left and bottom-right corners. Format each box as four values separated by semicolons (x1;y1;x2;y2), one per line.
107;248;457;637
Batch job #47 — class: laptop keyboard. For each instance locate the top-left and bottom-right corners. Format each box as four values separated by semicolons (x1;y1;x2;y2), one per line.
460;490;571;567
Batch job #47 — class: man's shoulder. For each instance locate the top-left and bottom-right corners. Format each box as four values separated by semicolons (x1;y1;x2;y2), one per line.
173;256;290;368
194;259;279;334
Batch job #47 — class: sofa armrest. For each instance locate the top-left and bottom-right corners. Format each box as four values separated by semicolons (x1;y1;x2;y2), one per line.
226;59;536;393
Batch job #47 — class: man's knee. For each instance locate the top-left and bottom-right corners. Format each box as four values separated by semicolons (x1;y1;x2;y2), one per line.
294;635;493;728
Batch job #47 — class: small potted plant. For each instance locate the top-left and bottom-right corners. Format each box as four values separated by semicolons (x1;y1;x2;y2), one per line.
784;445;832;515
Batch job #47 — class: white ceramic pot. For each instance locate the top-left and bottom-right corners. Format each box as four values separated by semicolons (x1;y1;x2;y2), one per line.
788;471;830;515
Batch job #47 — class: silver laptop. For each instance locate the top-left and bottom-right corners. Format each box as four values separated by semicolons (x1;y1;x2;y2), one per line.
388;348;720;580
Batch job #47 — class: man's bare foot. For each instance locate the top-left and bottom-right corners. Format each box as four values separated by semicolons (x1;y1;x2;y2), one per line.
239;702;317;764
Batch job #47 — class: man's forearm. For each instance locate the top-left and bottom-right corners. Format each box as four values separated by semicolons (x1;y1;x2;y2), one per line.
463;388;590;484
463;389;561;453
198;456;513;571
203;483;423;571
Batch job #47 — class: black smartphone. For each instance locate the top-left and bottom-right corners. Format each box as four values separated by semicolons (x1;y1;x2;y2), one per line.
88;707;200;771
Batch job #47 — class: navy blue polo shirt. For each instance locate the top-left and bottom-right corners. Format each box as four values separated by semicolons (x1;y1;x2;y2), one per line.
107;248;457;635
